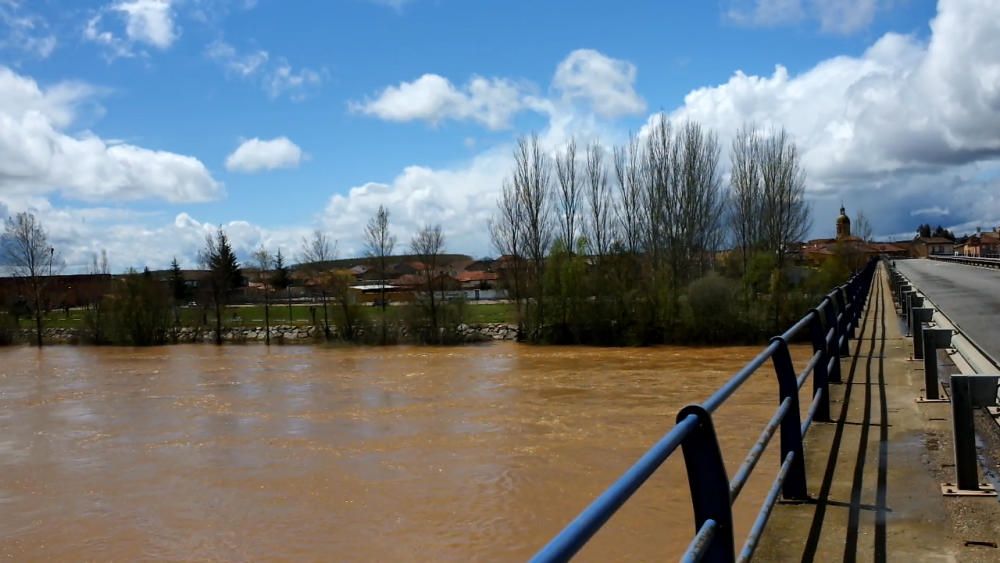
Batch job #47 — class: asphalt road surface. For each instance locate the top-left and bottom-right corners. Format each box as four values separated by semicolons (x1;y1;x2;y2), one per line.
895;258;1000;362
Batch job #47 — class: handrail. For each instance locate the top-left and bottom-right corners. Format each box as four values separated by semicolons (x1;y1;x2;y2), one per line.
531;259;877;563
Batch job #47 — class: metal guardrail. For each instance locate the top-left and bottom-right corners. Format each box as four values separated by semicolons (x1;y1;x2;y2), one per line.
928;255;1000;269
532;260;877;563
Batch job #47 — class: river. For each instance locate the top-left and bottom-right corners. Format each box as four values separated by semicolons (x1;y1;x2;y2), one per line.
0;342;811;561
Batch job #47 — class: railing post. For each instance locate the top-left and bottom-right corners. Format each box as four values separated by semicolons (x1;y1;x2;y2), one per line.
769;336;808;500
822;296;842;384
835;289;850;355
677;405;735;563
808;310;831;422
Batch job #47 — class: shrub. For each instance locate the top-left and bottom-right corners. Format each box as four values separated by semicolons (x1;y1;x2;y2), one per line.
685;272;741;343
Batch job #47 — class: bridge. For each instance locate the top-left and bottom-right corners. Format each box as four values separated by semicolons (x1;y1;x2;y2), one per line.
532;259;1000;561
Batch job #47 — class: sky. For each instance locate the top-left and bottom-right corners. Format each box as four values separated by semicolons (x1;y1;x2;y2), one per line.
1;0;999;273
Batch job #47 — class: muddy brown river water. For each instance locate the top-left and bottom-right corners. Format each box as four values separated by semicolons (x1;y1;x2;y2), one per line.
0;342;811;561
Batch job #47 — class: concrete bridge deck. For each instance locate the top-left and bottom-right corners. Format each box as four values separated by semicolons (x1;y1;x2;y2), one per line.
756;264;1000;562
895;258;1000;362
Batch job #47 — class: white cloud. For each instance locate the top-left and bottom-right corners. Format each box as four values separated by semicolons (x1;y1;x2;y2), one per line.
552;49;646;118
351;74;528;130
205;39;324;100
205;39;268;77
812;0;878;34
265;61;323;100
84;0;178;58
225;137;303;173
0;1;57;59
351;49;643;128
323;146;514;257
114;0;177;49
726;0;881;34
0;66;221;203
17;201;310;274
671;1;1000;189
911;206;950;217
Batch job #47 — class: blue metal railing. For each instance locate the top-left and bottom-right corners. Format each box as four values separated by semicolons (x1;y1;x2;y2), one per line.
532;260;877;563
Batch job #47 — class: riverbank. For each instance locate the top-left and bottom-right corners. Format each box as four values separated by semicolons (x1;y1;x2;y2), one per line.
10;322;520;345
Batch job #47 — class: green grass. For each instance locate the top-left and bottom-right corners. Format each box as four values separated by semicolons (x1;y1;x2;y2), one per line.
459;302;516;324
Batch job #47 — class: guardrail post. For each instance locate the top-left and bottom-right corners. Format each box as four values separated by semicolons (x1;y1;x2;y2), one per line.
944;375;1000;495
898;284;912;312
920;328;951;401
769;336;808;500
808;309;831;422
902;290;916;327
910;307;933;359
677;405;735;562
906;294;924;335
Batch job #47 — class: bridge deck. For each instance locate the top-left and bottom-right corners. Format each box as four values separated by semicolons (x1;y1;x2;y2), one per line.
895;258;1000;362
755;264;1000;562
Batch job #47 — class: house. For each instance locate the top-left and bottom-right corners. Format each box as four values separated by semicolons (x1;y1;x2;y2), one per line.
455;270;503;300
867;242;910;258
957;229;1000;257
912;236;954;257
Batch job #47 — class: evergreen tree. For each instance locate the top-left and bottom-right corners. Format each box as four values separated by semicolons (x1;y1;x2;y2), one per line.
168;257;187;302
201;229;242;345
270;249;293;322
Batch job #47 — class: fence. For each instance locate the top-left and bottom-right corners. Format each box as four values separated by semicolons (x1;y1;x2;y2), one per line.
532;260;878;563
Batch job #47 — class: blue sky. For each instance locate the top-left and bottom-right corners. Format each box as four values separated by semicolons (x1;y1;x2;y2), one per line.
2;0;998;272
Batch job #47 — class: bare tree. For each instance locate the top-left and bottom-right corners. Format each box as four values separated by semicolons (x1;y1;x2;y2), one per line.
490;179;525;325
584;142;613;259
512;134;553;335
613;134;644;255
252;247;273;345
411;224;446;342
87;249;112;343
854;210;873;242
758;127;810;266
364;205;396;344
752;127;811;329
672;120;725;279
729;124;764;278
2;212;61;347
641;117;724;322
555;138;580;252
300;229;336;339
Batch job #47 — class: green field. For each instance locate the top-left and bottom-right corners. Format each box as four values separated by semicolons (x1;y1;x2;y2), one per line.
14;302;516;331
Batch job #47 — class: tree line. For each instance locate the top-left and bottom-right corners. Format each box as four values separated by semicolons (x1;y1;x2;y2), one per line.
489;117;828;345
0;207;461;346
